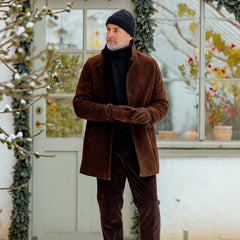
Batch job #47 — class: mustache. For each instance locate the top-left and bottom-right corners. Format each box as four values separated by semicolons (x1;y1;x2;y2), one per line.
106;37;116;42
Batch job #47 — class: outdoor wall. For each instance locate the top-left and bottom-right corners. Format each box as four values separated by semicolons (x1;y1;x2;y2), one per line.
0;15;16;239
0;96;15;240
158;156;240;240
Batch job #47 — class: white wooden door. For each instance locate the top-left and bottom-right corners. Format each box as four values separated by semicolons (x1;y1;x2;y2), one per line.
31;1;135;240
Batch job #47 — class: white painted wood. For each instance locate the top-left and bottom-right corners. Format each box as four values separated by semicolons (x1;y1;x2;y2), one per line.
31;1;135;240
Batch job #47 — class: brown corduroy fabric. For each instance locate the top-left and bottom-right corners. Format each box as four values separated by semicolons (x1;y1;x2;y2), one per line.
97;142;160;240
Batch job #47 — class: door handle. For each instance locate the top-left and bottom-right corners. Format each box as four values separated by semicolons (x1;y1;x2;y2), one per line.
36;121;53;128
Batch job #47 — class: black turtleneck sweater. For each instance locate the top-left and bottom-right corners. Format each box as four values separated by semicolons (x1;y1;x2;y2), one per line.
108;44;132;144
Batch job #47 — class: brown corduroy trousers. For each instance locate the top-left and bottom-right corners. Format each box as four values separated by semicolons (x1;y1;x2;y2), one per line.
97;142;160;240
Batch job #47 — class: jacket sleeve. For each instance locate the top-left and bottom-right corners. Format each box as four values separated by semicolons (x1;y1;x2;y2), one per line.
73;61;112;122
145;62;169;127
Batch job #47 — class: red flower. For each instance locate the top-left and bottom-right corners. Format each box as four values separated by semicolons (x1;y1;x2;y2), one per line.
209;87;217;92
230;43;236;50
218;48;223;53
225;76;230;79
228;108;235;116
188;57;193;63
194;56;198;59
206;93;211;97
208;64;211;68
221;69;226;74
212;68;218;71
211;47;215;51
222;104;228;110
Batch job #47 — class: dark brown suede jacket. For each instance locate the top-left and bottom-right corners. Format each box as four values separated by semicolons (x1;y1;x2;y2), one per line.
73;44;169;180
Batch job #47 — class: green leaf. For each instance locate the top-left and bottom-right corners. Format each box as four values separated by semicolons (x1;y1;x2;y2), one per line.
216;3;223;11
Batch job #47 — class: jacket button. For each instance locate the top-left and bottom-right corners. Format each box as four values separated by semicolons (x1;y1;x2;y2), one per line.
147;123;151;127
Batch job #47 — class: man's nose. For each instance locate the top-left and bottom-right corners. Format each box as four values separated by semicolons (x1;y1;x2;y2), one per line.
107;30;113;38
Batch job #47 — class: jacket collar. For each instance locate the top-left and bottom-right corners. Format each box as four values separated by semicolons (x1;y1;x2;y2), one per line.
101;40;136;62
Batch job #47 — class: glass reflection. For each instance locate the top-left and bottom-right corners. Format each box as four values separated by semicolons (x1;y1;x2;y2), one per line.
204;2;240;141
155;80;198;141
153;1;200;141
46;10;83;50
153;1;200;79
46;98;83;138
205;80;240;141
47;54;83;94
87;10;117;50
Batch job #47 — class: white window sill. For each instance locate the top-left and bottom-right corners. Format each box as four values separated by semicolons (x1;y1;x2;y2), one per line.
157;141;240;157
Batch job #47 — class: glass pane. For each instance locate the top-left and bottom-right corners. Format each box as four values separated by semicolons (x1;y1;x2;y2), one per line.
47;53;83;94
205;3;240;141
46;10;83;50
87;10;116;50
153;1;200;79
153;0;199;141
156;80;198;141
205;80;240;141
46;98;83;138
205;2;239;82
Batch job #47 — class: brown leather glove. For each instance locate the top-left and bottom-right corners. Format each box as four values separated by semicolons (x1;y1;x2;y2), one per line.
130;107;151;124
118;106;151;125
106;104;132;123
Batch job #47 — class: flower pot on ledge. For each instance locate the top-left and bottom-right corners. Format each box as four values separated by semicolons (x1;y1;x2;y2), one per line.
214;125;233;141
158;131;176;141
182;131;198;141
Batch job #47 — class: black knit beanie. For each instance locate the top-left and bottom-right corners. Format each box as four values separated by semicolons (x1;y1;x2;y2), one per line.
106;9;136;37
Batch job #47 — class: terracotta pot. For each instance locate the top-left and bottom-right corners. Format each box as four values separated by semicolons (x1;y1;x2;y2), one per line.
158;131;176;140
182;131;198;141
214;125;233;141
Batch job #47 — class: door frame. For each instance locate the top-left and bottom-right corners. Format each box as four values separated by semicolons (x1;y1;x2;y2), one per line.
30;1;135;239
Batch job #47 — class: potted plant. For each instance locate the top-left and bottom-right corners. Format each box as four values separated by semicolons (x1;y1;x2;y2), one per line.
206;84;235;140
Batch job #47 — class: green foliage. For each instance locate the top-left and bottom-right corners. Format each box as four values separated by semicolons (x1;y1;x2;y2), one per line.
130;0;157;238
9;1;32;238
177;2;240;136
46;53;83;137
130;206;140;240
7;1;72;239
204;0;240;23
46;98;83;137
47;52;82;93
132;0;157;55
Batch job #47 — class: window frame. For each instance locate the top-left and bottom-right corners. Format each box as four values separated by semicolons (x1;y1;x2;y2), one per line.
156;0;240;153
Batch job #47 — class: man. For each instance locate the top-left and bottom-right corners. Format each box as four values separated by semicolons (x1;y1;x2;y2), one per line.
73;9;169;240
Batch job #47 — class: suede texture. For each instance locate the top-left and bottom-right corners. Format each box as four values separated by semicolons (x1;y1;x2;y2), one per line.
73;43;169;180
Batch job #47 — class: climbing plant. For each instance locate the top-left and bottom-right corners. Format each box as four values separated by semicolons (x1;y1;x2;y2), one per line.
130;0;156;239
8;1;33;239
132;0;156;55
0;1;72;239
204;0;240;23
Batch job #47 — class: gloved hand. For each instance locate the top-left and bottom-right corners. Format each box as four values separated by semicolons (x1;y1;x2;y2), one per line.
129;107;151;125
106;104;132;123
114;106;151;125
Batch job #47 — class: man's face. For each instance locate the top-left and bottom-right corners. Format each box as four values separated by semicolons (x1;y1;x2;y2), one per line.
106;24;132;51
